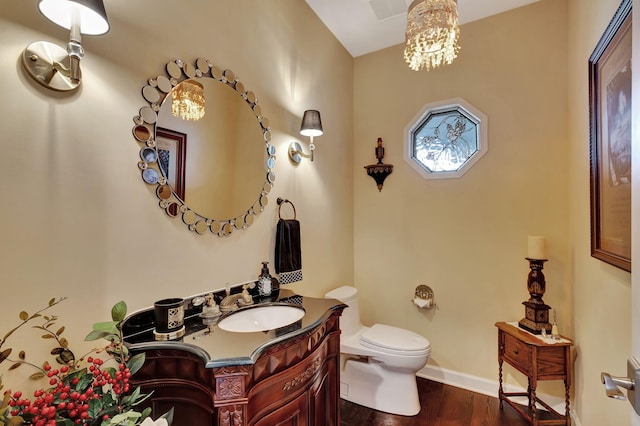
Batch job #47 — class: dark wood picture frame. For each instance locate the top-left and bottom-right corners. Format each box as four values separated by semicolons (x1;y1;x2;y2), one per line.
156;127;187;203
589;0;632;272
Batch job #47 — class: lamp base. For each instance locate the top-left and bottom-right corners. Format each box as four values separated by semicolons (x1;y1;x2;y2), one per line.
22;41;80;92
288;141;313;163
519;301;552;335
289;142;303;163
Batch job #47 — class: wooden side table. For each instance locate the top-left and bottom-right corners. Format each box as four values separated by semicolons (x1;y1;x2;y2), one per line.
495;322;573;426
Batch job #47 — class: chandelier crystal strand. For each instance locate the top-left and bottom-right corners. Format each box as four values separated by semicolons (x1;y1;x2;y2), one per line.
404;0;460;71
171;79;206;121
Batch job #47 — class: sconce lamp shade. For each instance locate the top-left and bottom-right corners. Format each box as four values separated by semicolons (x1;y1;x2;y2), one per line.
299;110;323;137
38;0;110;35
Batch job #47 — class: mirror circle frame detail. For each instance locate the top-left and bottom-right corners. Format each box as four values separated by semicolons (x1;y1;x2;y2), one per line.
404;97;488;180
132;58;275;236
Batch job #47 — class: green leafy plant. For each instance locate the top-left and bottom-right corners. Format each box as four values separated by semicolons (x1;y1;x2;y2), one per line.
0;298;171;426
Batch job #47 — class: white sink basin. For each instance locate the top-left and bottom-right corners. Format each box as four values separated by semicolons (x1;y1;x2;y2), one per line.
218;305;305;333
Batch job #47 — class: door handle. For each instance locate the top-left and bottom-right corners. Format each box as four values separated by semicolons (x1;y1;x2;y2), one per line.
601;357;640;415
601;372;633;400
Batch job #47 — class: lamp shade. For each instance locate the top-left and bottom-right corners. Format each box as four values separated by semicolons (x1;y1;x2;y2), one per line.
299;110;323;137
38;0;110;35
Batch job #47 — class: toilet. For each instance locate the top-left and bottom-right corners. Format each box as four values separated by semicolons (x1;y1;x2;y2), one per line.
325;285;431;416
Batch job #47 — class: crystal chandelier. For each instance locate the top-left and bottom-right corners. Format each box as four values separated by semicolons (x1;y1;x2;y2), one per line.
404;0;460;72
171;79;205;121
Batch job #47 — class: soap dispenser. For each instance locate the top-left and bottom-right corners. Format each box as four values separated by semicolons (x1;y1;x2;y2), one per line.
257;261;279;300
258;261;272;297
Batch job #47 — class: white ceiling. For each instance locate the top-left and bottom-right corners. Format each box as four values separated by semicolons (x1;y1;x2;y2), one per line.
305;0;540;57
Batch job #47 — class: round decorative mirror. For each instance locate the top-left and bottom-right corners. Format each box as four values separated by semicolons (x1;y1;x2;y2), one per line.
132;58;275;236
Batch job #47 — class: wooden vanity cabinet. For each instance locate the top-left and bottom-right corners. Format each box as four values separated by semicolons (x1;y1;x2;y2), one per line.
130;311;343;426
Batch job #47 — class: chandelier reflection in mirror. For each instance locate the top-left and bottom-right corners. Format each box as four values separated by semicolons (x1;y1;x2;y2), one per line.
132;58;275;236
404;0;460;72
405;99;487;180
172;80;205;121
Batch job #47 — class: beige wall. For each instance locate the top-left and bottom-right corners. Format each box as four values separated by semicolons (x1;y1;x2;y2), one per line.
353;0;631;424
0;0;353;386
355;0;570;387
0;0;633;424
568;0;632;424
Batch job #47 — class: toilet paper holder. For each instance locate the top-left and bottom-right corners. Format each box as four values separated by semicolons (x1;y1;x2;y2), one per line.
413;285;435;308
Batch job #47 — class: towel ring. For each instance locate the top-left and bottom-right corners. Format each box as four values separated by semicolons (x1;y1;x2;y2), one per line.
277;197;297;220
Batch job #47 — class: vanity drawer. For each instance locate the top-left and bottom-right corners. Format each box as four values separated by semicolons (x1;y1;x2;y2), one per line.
502;333;532;375
247;345;326;420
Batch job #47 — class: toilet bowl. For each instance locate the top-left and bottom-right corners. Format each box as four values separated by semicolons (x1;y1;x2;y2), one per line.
325;286;431;416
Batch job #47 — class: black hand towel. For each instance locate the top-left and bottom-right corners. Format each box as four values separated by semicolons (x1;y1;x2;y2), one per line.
275;219;302;284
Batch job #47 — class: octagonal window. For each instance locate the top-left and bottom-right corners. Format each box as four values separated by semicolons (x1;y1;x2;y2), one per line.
405;98;487;179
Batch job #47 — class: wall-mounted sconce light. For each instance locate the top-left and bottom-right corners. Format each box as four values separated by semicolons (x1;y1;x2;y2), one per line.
22;0;110;92
289;110;323;163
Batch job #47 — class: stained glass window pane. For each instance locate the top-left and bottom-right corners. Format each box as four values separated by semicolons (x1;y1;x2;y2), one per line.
412;109;479;173
405;99;487;180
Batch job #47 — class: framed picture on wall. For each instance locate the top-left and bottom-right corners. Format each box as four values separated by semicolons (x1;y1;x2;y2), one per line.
588;0;632;272
156;127;187;203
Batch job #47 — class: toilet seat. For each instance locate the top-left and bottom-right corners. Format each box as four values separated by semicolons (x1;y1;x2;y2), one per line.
360;324;431;356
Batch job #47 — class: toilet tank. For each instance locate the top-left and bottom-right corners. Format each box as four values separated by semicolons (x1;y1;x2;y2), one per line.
325;286;362;337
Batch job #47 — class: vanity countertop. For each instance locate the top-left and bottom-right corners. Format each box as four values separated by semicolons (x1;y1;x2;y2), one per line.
123;289;345;368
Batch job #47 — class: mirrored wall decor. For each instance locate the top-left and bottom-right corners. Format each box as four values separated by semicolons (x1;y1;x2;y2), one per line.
132;58;275;236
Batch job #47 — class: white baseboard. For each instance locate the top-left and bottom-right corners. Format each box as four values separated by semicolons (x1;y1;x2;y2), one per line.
417;365;580;424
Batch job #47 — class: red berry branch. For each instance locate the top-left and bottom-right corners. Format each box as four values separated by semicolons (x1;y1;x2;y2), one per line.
0;300;165;426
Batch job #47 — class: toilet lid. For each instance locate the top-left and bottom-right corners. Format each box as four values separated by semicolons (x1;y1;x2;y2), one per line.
324;286;357;302
360;324;430;353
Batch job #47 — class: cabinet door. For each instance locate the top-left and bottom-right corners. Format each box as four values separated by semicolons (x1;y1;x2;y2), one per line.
309;358;338;426
130;349;216;425
253;392;309;426
140;385;216;425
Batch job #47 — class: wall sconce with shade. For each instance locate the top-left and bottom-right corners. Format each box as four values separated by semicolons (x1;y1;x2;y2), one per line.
404;0;460;72
22;0;110;92
289;110;323;164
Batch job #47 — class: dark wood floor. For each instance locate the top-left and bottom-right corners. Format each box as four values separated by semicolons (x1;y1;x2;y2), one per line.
340;377;544;426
